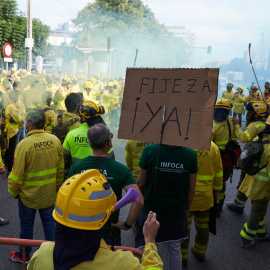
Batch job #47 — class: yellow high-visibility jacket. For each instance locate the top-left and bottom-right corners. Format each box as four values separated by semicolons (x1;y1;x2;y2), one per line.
108;89;120;111
54;87;67;112
235;120;266;143
8;129;64;209
27;240;163;270
41;104;55;134
0;145;4;169
222;90;235;102
125;140;152;180
245;92;262;102
190;142;223;211
54;112;80;133
15;97;26;129
211;118;237;151
232;93;246;114
5;102;22;139
239;134;270;200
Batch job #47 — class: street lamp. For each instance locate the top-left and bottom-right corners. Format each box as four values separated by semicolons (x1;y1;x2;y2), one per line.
88;22;102;46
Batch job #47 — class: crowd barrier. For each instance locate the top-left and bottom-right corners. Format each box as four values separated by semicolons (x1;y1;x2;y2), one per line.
0;237;143;270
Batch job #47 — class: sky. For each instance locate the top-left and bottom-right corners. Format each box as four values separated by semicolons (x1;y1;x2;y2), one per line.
16;0;270;66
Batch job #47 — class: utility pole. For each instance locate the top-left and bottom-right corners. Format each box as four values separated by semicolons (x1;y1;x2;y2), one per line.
26;0;33;72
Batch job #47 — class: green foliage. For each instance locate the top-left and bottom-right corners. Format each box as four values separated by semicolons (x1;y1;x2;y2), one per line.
73;0;189;67
32;19;52;57
0;0;51;63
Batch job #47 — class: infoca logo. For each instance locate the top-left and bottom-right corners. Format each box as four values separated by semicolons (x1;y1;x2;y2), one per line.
34;140;54;149
160;162;184;169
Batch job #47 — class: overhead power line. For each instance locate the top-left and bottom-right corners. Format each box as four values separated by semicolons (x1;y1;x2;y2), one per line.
56;0;77;15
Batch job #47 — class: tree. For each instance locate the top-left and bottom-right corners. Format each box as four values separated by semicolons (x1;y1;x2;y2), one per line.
72;0;189;68
0;0;51;64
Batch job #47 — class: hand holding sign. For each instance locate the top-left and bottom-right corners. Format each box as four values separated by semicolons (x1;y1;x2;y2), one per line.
118;68;219;151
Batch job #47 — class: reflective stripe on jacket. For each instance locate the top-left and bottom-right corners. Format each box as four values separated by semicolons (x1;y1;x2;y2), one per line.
8;129;64;209
235;121;266;143
190;142;223;211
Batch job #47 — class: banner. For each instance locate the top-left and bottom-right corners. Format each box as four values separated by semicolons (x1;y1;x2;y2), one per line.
118;68;219;150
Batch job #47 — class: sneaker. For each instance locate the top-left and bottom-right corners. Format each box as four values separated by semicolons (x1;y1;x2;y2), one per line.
241;239;256;248
226;202;244;214
9;251;30;264
0;217;9;226
256;232;270;241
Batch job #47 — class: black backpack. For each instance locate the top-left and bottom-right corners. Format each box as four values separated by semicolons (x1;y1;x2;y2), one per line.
221;119;242;168
237;137;270;175
52;114;79;143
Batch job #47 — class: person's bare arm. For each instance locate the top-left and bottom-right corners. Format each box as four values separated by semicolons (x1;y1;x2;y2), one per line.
136;168;148;192
111;183;144;230
188;173;197;209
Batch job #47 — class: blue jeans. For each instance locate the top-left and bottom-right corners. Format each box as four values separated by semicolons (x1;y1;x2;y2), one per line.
156;240;183;270
16;125;26;146
18;198;55;257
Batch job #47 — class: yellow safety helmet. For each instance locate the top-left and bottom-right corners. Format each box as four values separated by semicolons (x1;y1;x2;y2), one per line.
237;86;244;92
90;77;97;84
215;98;232;110
53;169;117;230
83;81;93;89
227;83;234;88
107;82;114;88
78;100;105;118
250;84;259;91
62;77;71;86
250;101;268;117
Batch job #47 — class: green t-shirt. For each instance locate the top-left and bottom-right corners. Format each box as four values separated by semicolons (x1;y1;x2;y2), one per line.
68;156;136;237
139;144;198;217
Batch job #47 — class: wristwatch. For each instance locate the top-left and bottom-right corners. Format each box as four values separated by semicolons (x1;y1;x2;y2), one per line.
124;221;132;230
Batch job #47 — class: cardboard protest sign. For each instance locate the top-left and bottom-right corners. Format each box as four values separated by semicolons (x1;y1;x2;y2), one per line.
118;68;219;151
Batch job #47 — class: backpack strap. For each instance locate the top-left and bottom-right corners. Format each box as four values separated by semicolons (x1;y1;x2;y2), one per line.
95;156;108;169
57;114;63;124
66;118;80;127
42;107;52;113
226;119;232;140
262;140;270;144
